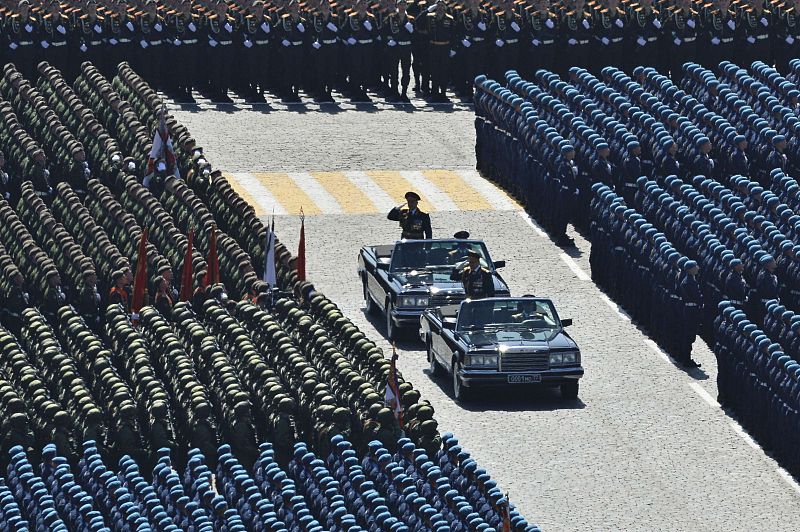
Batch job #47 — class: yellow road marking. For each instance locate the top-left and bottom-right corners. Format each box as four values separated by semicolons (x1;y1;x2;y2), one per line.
421;169;495;211
310;172;376;214
252;172;321;215
364;170;437;213
223;172;267;216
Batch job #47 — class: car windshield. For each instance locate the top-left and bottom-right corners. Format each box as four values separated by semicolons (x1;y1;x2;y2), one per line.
456;299;559;331
390;240;491;272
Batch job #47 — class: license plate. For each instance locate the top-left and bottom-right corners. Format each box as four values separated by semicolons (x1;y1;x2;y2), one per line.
508;374;541;384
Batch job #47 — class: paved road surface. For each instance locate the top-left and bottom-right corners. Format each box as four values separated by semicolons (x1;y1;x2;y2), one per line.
174;99;800;530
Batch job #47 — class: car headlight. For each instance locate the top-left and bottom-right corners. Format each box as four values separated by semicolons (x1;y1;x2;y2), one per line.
466;354;499;367
562;352;579;365
398;295;430;308
549;353;563;366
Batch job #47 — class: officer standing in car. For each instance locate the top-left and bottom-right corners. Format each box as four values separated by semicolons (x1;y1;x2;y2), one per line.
387;191;432;239
451;249;495;299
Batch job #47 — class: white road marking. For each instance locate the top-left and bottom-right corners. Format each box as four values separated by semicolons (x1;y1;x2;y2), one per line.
729;421;762;452
644;339;673;364
559;253;591;281
777;468;800;496
400;171;459;211
599;293;631;321
344;171;397;212
517;211;547;237
230;172;288;215
689;382;720;409
457;169;518;211
289;172;344;214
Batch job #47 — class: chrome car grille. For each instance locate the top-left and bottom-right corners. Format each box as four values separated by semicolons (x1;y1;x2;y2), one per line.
501;352;550;372
429;292;465;308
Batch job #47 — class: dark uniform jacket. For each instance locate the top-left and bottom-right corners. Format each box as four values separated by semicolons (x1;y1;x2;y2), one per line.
451;264;495;299
387;206;432;239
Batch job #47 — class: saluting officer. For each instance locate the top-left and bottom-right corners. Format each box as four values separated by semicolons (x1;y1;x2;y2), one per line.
384;0;415;102
451;249;495;299
425;0;455;103
387;191;432;239
665;0;698;82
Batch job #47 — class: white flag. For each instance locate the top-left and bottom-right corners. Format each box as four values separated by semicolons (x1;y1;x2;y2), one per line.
263;216;277;286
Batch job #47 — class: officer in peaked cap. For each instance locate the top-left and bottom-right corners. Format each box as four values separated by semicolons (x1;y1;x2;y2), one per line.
388;191;432;240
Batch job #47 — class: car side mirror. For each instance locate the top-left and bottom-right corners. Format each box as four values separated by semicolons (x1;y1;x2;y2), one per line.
377;262;390;271
493;260;506;269
561;318;572;327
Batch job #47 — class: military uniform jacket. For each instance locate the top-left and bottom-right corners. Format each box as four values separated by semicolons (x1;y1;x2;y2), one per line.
426;12;455;44
594;7;626;46
456;8;489;48
383;12;414;47
667;7;699;48
737;7;772;45
139;15;166;49
75;15;104;52
493;10;523;46
629;6;661;48
453;265;495;299
106;13;135;47
387;206;432;239
526;9;559;48
241;14;271;48
275;14;307;48
342;12;378;45
38;13;70;49
206;15;237;48
5;14;38;50
562;10;593;46
170;14;202;47
703;8;737;47
775;6;800;48
310;12;338;48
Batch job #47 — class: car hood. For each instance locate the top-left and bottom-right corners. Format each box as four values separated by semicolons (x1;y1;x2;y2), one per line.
462;330;577;351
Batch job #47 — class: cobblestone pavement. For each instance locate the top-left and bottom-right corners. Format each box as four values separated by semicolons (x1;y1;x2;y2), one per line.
174;104;800;530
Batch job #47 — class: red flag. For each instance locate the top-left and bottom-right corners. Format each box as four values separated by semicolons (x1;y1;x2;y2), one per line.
297;209;306;282
180;228;194;302
131;228;149;322
204;224;220;287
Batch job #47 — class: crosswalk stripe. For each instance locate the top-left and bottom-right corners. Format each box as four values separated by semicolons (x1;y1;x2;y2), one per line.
455;169;520;211
365;170;438;212
310;172;377;214
289;172;343;214
399;171;459;211
229;172;288;215
421;169;494;211
344;171;401;213
252;172;321;215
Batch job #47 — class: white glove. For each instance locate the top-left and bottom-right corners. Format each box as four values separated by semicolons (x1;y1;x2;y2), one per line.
363;20;372;31
673;37;681;46
155;23;162;31
495;38;504;47
189;22;197;31
601;37;610;45
747;36;755;44
636;36;646;46
347;36;357;45
24;24;33;32
568;38;577;45
653;19;661;29
478;21;486;30
79;43;87;52
140;39;149;48
261;22;270;32
687;19;695;28
209;39;218;47
173;38;181;46
327;21;337;32
449;49;456;57
510;21;520;32
615;18;623;28
312;41;321;49
244;39;253;48
297;22;305;32
787;36;795;44
57;24;67;34
727;19;735;30
531;38;540;46
388;39;397;46
545;19;554;29
462;38;471;47
761;17;768;27
582;18;590;29
405;21;414;32
711;36;720;45
94;24;102;33
9;42;17;50
224;22;233;32
41;41;50;48
282;39;291;46
109;38;118;45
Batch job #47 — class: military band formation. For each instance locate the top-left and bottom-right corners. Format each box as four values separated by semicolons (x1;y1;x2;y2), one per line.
0;0;798;103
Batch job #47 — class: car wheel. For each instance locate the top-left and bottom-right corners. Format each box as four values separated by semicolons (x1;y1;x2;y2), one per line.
386;301;398;341
452;361;470;401
560;381;579;400
428;338;442;377
363;279;376;314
